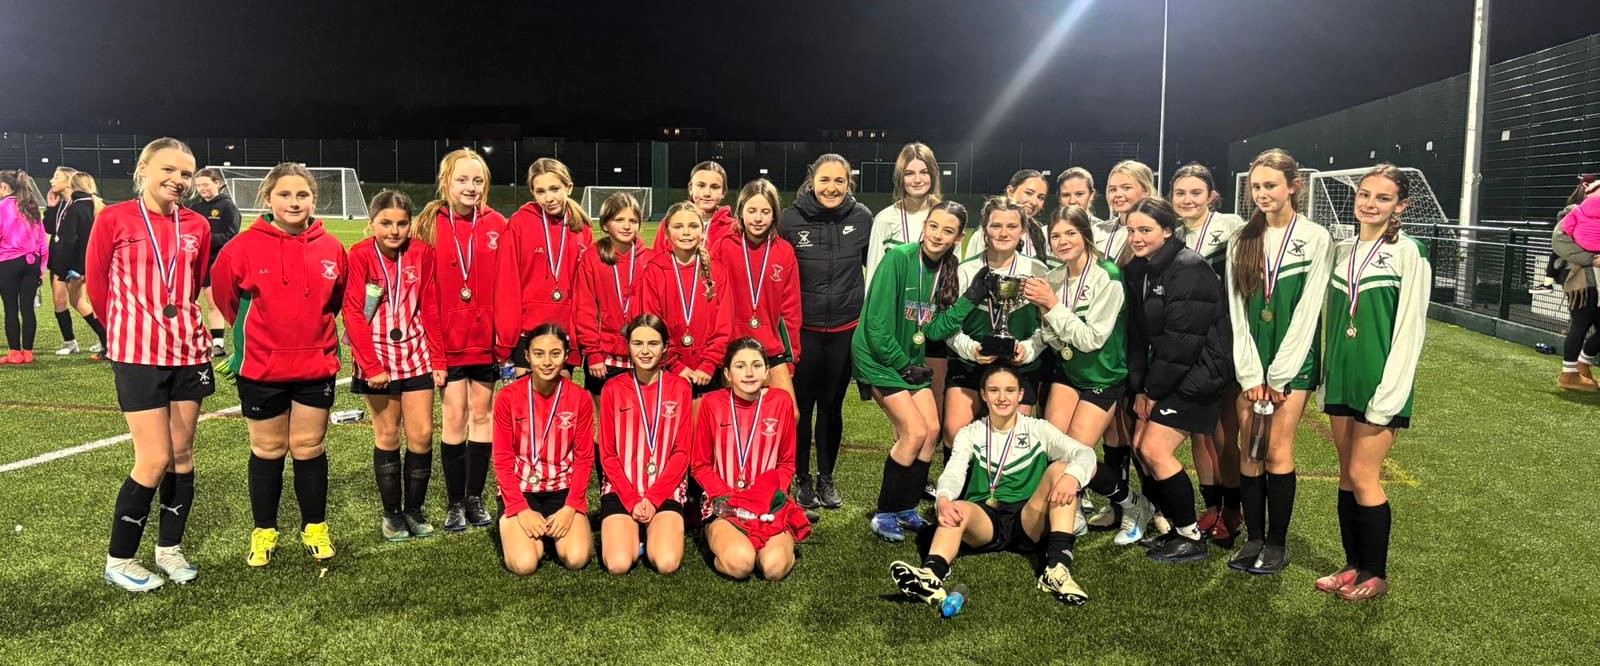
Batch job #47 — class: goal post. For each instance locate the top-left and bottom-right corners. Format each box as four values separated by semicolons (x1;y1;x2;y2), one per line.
208;166;369;220
580;186;653;222
1303;165;1464;307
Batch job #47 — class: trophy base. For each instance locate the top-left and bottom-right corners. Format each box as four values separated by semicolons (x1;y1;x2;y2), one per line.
980;336;1016;361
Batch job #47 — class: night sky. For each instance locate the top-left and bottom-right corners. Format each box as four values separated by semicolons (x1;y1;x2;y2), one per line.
3;0;1597;163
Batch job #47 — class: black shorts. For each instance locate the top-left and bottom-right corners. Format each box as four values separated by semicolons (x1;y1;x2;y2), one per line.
583;365;630;396
520;489;577;518
1047;368;1127;412
1146;392;1221;435
351;373;435;396
946;361;1041;406
1323;403;1411;430
964;500;1041;555
203;249;222;287
446;363;500;384
595;493;685;523
110;362;217;412
768;352;793;368
690;373;724;398
237;376;337;420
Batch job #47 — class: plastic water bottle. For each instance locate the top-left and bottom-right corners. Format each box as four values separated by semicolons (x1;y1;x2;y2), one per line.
1534;343;1557;355
712;501;774;523
1248;400;1274;462
330;409;365;425
940;584;970;619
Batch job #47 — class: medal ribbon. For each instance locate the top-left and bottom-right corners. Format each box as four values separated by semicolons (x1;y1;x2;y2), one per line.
1188;212;1215;253
612;245;638;321
524;382;565;483
137;203;180;306
1346;237;1386;321
1263;215;1300;304
540;207;569;287
984;418;1018;499
372;241;404;329
742;236;773;320
446;206;477;286
672;255;700;332
729;390;765;485
632;372;663;472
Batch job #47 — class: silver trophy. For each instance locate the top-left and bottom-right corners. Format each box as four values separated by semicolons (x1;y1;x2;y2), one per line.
980;276;1025;360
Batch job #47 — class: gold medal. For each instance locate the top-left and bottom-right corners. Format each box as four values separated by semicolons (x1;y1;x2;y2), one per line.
552;289;563;302
912;330;926;345
647;461;658;476
985;497;999;508
1260;309;1274;323
736;477;747;490
749;316;761;329
1346;325;1357;339
1061;347;1074;361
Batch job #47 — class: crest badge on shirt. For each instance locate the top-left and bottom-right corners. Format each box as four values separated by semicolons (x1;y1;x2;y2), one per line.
794;231;813;248
557;411;575;430
486;231;500;250
761;417;779;437
663;401;680;419
179;234;200;254
402;267;419;284
320;260;339;281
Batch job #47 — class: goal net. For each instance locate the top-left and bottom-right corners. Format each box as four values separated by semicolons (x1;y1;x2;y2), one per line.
1304;166;1463;307
1234;168;1318;220
208;166;369;220
581;186;654;222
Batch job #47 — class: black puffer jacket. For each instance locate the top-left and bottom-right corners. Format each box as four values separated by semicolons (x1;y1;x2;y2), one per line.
48;193;96;277
778;188;873;330
1123;237;1233;401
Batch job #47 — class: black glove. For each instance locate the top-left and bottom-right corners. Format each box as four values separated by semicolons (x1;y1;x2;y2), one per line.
899;364;933;385
963;267;994;304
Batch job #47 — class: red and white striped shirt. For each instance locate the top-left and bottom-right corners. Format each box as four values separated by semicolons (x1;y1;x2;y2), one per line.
493;375;595;516
343;237;445;381
598;370;693;510
691;387;797;501
85;199;212;366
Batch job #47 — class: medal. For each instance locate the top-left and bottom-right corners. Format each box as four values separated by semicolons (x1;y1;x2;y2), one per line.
983;417;1018;506
632;371;664;482
729;388;765;494
1260;309;1274;323
647;461;659;476
912;330;926;346
1345;236;1387;344
613;245;639;324
1061;347;1074;361
986;497;999;508
389;328;402;342
673;254;702;349
1346;325;1357;339
528;472;541;485
681;334;694;347
742;236;773;332
911;250;939;346
540;208;570;303
1059;258;1092;362
446;206;478;300
1261;215;1300;322
138;202;182;320
525;381;565;490
374;241;407;342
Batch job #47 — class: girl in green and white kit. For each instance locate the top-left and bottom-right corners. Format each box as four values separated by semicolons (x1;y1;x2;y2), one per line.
853;200;973;542
1225;149;1332;576
1316;164;1429;602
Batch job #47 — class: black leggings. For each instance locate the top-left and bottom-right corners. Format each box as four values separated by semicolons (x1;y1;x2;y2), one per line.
0;257;42;351
1563;296;1600;363
794;328;853;478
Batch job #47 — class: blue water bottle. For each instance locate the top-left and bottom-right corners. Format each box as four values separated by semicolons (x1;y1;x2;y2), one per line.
940;584;969;619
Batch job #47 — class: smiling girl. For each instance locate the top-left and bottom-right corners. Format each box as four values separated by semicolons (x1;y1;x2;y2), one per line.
575;192;655;400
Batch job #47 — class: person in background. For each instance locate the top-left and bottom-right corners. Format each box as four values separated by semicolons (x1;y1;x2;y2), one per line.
188;168;240;357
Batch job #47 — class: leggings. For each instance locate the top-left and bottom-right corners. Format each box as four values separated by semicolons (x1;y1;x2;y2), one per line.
1563;294;1600;363
794;328;853;478
0;257;42;351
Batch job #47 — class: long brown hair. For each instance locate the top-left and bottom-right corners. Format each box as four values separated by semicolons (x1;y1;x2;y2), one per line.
0;170;41;223
1359;164;1411;244
660;201;715;300
927;200;967;308
594;191;643;266
526;157;589;233
1005;169;1050;256
415;148;490;244
1229;148;1302;297
892;142;942;209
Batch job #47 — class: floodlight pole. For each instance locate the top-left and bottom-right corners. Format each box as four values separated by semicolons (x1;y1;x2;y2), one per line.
1156;0;1169;186
1458;0;1490;225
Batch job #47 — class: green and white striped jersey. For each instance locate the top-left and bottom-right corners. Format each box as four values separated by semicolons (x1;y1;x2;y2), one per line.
1177;212;1246;277
1228;215;1334;392
865;203;931;288
1039;258;1128;390
936;415;1097;505
946;253;1049;372
1323;234;1431;426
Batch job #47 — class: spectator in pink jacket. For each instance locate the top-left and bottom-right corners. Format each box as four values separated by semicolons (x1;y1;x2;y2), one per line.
0;169;49;365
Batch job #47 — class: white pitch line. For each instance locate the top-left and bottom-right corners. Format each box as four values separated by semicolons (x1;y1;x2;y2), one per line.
0;377;352;474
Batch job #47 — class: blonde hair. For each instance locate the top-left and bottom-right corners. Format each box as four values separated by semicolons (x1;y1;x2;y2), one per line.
526;157;589;233
69;172;105;217
415;148;491;244
132;137;194;197
892;142;942;209
1107;160;1157;210
594;191;643;266
734;178;782;240
660;201;715;300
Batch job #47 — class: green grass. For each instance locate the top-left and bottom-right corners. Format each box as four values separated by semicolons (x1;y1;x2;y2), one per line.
2;227;1597;664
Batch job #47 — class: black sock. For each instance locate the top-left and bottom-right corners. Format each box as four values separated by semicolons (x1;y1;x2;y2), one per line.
1199;483;1221;509
374;448;403;514
876;457;905;514
1221;484;1241;512
904;459;931;510
1240;474;1266;542
84;314;107;348
1045;531;1077;568
1103;445;1131;487
441;442;466;503
108;477;157;559
1155;470;1198;529
464;440;492;498
292;453;329;528
156;471;195;547
208;327;224;341
1265;470;1297;546
1355;501;1392;581
1337;489;1359;570
404;449;433;513
55;311;75;342
248;454;285;529
1086;462;1129;504
923;554;951;580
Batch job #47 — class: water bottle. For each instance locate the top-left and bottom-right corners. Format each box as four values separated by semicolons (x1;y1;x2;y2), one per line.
1534;343;1557;355
940;584;970;619
500;363;516;380
1248;400;1274;462
711;500;774;523
330;409;365;425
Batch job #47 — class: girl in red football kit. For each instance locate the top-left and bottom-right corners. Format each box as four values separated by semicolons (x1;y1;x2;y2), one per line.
639;202;732;403
88;138;214;591
212;162;348;568
574;192;654;399
597;315;694;575
413;149;512;533
693;338;811;581
493;324;595;575
500;157;592;372
654;161;734;251
712;179;803;415
343;190;447;542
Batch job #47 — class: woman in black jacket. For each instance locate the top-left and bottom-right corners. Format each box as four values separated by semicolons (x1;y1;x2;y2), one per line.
777;153;874;510
45;168;108;357
1122;197;1233;564
1552;177;1600;391
189;168;241;357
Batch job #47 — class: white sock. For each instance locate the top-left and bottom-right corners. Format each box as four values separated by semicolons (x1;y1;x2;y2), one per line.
1176;524;1201;539
1580;352;1595;366
1564;361;1579;373
106;555;131;568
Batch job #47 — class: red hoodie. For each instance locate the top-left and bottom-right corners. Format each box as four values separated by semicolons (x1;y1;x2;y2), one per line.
499;202;591;348
431;205;513;366
637;250;731;378
711;232;804;364
652;205;735;252
212;217;347;383
573;242;655;367
343;237;445;380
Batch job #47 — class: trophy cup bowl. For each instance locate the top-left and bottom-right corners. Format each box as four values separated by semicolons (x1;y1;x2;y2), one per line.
979;276;1024;361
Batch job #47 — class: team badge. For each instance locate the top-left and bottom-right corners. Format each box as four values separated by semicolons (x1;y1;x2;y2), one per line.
179;234;200;254
1288;239;1307;257
320;260;339;280
486;231;500;250
402;267;419;284
557;412;575;430
761;417;779;437
663;401;680;419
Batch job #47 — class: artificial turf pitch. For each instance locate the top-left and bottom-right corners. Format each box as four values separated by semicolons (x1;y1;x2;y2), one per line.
0;220;1594;665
